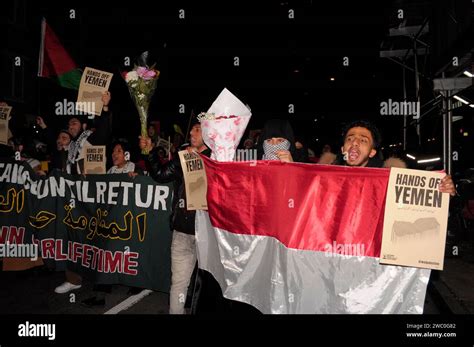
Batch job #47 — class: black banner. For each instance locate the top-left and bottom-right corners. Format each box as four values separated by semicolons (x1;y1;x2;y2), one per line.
0;160;173;292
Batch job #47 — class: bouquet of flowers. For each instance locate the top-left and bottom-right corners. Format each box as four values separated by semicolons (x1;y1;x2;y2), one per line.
200;88;252;162
123;51;160;154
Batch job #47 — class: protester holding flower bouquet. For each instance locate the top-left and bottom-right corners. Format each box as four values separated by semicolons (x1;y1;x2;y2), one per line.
139;118;211;314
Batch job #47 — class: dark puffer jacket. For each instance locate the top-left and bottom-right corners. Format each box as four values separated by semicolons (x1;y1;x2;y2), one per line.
147;147;212;235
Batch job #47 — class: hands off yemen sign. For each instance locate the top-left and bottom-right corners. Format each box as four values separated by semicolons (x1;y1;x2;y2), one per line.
83;145;106;174
380;167;450;270
76;67;113;116
0;106;12;145
178;150;208;210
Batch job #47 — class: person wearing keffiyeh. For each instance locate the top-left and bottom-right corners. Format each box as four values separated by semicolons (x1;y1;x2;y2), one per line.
66;91;112;175
257;119;298;163
54;91;112;297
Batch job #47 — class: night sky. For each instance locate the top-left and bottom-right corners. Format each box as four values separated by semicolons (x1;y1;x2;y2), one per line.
3;0;473;171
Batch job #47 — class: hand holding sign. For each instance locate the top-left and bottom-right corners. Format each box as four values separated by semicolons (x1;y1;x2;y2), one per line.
0;105;12;145
77;67;113;117
380;168;450;270
83;145;106;174
439;174;456;196
178;150;207;210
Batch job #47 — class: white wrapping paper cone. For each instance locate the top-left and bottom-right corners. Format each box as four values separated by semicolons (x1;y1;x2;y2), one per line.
201;88;252;162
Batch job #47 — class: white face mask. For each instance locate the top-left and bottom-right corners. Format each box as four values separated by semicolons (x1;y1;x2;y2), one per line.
263;139;290;160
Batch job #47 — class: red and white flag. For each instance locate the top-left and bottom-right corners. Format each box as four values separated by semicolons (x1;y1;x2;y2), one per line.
196;158;430;314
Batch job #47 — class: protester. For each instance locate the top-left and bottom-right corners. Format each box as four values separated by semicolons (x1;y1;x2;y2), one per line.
51;129;81;295
335;119;384;168
243;138;254;150
194;119;304;315
315;144;333;164
139;119;211;314
107;139;142;175
257;119;298;163
54;92;112;295
336;120;456;195
66;91;112;174
147;124;159;147
154;146;169;165
294;137;309;163
318;151;337;165
80;139;142;307
47;130;70;171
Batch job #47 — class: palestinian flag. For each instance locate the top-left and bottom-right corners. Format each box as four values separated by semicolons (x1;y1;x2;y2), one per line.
196;157;431;314
37;18;82;90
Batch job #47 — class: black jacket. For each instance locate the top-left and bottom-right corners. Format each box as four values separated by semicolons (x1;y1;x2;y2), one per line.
147;147;212;235
50;149;68;172
69;110;113;175
86;110;113;146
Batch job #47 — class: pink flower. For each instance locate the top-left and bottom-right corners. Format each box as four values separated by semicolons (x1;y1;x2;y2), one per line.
225;131;235;142
136;67;157;80
233;117;241;126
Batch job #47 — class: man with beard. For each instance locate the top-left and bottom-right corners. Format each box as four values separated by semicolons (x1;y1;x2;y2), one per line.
52;130;72;172
54;91;112;298
139;119;212;314
338;120;456;195
66;91;112;175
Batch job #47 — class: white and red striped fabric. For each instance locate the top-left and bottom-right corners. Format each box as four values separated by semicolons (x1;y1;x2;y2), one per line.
196;157;430;314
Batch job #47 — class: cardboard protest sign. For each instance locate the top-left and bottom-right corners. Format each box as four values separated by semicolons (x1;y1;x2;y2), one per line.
76;67;113;116
380;167;450;270
0;106;12;145
83;145;106;174
178;150;208;210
